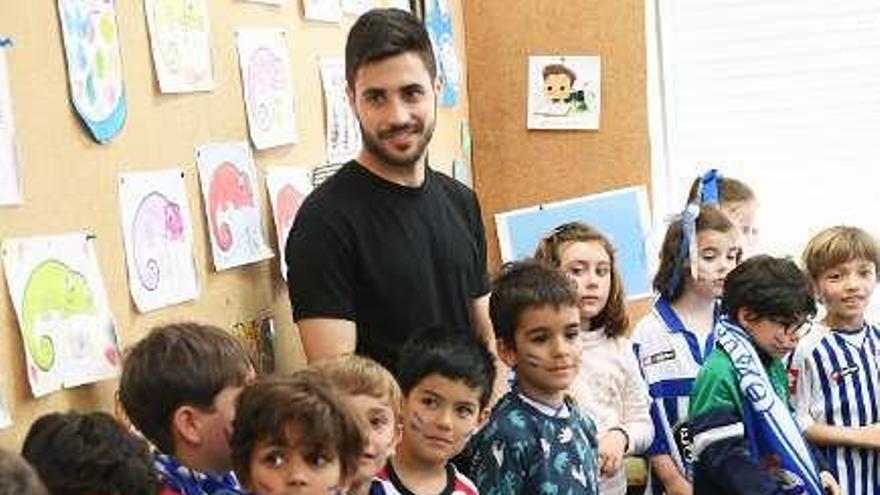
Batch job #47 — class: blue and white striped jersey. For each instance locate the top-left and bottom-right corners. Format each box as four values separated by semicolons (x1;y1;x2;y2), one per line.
790;322;880;495
632;297;716;495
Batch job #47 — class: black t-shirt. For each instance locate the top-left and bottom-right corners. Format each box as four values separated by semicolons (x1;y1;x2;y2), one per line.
285;161;490;372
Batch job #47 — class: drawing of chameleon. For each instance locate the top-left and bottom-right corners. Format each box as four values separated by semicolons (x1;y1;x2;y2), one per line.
208;162;255;252
21;260;96;372
274;184;305;251
131;191;185;291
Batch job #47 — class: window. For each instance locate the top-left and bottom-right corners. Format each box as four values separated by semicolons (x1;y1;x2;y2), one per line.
647;0;880;316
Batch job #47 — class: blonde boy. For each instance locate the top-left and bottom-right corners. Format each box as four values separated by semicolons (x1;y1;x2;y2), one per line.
314;355;402;495
789;226;880;495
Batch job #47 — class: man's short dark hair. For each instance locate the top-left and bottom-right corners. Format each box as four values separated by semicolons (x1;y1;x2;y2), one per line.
21;412;157;495
118;322;252;455
722;255;816;327
489;260;579;348
396;328;496;409
345;8;437;90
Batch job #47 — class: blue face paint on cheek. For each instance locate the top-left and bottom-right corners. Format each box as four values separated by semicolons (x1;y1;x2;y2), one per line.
523;353;542;368
409;411;425;432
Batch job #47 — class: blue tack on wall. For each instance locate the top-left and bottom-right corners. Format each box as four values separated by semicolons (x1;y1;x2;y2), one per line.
495;186;653;299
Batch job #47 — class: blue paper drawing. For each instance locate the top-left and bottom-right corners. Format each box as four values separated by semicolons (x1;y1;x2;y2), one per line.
57;0;127;143
495;187;652;299
424;0;460;107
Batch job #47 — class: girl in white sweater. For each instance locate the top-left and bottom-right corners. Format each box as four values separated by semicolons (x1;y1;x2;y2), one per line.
535;222;654;495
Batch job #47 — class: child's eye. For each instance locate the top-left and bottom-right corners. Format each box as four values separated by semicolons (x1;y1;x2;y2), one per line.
826;272;841;281
370;414;391;430
596;266;610;277
455;406;475;419
421;396;439;409
568;267;584;276
531;335;549;344
564;329;580;340
306;450;334;468
262;449;287;468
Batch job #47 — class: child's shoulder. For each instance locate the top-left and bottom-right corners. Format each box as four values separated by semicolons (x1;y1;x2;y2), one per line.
449;464;480;495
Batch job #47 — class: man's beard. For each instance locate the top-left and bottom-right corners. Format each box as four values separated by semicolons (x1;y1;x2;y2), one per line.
360;118;436;169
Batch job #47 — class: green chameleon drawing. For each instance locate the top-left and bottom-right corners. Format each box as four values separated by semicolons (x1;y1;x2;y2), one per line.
21;260;96;372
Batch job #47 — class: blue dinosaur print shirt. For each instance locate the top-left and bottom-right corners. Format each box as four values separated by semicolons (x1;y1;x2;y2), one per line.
467;392;599;495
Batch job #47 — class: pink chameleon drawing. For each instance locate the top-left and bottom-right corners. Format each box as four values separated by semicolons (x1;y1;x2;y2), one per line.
208;162;255;252
131;191;184;291
275;184;305;251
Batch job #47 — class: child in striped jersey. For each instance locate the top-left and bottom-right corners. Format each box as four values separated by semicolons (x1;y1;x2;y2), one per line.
534;222;653;495
377;329;495;495
790;226;880;495
632;205;741;495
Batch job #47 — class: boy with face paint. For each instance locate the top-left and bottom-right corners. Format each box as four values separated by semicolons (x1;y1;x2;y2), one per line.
372;329;495;495
467;261;599;495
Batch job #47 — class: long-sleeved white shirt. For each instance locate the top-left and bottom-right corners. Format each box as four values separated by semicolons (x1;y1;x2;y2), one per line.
571;328;655;495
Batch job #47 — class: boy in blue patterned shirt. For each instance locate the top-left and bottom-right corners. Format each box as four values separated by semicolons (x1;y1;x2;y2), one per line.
468;261;599;495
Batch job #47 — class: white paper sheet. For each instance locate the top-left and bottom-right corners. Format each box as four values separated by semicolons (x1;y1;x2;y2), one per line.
118;169;200;312
196;142;273;270
1;232;121;397
265;166;312;279
319;57;361;164
57;0;127;143
144;0;215;93
0;39;21;206
302;0;342;22
236;29;298;150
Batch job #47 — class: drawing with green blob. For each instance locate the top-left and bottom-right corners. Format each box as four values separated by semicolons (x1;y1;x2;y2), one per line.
21;260;96;372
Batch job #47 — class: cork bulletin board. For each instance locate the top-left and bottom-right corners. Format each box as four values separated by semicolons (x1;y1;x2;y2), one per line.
462;0;653;326
0;0;471;449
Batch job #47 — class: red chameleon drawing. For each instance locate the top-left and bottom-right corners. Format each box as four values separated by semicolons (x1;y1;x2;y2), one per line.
208;162;255;252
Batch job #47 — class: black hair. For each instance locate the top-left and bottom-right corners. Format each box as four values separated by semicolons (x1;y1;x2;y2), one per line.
345;8;437;90
489;260;579;347
21;412;158;495
395;328;496;409
722;255;816;327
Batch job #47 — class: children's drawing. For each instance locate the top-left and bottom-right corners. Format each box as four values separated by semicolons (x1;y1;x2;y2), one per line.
230;315;276;375
265;166;312;279
341;0;410;16
424;0;460;107
495;187;651;299
196;142;273;270
245;0;284;4
144;0;214;93
118;169;200;312
236;29;298;150
527;55;600;130
319;57;361;164
0;39;21;206
0;379;10;429
57;0;127;143
1;232;121;397
302;0;342;22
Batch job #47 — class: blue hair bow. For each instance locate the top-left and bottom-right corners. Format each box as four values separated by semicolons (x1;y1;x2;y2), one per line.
700;169;721;207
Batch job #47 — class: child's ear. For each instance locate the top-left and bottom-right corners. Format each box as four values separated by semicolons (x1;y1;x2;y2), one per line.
477;407;491;429
497;338;518;369
172;405;203;446
736;307;759;328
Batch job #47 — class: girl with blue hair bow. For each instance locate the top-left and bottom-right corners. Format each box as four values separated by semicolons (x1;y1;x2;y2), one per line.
632;174;743;495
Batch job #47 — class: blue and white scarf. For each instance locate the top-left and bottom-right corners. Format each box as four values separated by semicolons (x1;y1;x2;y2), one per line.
154;452;245;495
715;317;824;495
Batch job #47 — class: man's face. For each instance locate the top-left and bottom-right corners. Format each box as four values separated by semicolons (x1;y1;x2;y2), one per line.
348;52;436;170
544;73;572;102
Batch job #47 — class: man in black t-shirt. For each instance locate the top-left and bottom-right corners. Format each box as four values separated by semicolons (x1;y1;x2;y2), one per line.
284;8;494;371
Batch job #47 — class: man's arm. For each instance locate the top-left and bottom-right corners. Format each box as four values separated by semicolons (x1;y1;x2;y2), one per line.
470;294;496;354
296;318;356;364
